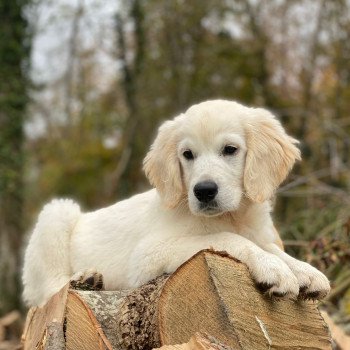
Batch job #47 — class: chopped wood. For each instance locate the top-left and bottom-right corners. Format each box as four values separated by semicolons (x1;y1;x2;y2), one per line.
155;332;235;350
21;284;68;350
66;290;112;350
21;250;332;350
321;311;350;350
43;322;64;350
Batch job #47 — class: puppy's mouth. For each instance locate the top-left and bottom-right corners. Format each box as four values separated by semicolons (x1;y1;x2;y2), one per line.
198;201;222;216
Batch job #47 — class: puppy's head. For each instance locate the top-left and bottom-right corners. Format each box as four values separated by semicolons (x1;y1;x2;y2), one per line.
144;100;300;215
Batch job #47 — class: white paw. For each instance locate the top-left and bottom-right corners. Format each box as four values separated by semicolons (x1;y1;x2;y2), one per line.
248;253;299;298
287;260;330;300
70;269;104;290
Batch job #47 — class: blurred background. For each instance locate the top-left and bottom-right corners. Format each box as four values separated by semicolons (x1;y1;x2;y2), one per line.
1;0;350;347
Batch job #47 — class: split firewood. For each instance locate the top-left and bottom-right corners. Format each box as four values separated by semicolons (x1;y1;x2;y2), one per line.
320;311;350;350
21;250;332;350
154;332;235;350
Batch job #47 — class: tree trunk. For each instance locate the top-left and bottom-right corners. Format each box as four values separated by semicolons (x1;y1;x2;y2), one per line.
0;0;31;315
105;0;145;199
21;250;332;350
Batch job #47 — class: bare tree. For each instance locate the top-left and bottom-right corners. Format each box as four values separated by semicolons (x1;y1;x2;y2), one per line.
104;0;145;198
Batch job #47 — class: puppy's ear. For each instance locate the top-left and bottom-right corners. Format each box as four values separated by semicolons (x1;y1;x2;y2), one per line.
244;108;301;203
143;118;183;208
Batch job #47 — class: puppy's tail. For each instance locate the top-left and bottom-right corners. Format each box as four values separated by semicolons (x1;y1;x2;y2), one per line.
22;199;81;307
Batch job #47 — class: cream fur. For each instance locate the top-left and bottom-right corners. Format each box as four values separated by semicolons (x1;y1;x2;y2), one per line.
22;100;330;307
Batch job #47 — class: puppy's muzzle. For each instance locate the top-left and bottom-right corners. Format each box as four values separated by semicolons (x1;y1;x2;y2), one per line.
193;181;218;203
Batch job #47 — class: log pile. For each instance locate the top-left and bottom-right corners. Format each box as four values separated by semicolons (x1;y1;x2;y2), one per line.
21;250;332;350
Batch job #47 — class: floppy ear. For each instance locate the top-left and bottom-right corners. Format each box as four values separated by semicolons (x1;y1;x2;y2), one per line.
143;119;183;208
244;108;301;203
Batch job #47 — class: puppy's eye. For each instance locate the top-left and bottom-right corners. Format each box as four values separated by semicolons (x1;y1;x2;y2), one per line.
222;145;238;156
183;150;194;160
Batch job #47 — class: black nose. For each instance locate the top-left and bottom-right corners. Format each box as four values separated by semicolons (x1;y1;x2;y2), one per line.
193;181;218;203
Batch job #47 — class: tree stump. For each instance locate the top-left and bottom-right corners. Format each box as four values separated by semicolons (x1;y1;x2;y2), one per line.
21;250;332;350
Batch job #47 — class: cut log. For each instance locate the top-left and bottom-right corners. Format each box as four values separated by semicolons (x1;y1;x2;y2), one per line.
154;332;235;350
21;250;332;350
320;311;350;350
21;283;68;350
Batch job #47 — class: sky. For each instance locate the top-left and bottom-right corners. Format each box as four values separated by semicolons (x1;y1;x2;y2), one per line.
26;0;120;137
31;0;118;85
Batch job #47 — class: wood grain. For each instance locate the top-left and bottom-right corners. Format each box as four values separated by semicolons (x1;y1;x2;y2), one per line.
21;250;332;350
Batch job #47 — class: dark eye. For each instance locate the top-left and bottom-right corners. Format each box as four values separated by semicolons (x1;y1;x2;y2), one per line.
222;145;238;156
183;149;194;160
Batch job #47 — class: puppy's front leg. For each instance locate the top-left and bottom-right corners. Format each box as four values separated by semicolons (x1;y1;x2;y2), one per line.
262;243;330;299
128;232;299;298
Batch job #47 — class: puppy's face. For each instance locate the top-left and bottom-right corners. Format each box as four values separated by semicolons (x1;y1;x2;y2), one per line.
177;110;247;216
144;100;300;216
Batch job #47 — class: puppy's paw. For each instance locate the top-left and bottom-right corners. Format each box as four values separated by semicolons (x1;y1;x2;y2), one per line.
249;253;299;299
70;269;104;291
288;260;330;300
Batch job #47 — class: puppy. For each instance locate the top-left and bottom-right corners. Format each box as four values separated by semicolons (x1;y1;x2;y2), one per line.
22;100;330;307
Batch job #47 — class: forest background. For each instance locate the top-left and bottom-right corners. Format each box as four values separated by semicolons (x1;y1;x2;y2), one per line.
0;0;350;343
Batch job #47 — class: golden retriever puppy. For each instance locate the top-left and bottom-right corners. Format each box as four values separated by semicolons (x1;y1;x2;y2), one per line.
22;100;330;307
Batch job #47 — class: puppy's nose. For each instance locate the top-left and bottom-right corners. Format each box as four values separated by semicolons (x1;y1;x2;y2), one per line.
194;181;218;203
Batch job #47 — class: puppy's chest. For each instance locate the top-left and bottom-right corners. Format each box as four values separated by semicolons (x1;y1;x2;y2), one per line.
195;219;237;236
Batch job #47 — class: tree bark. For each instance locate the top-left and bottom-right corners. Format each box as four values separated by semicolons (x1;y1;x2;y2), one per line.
21;250;332;350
